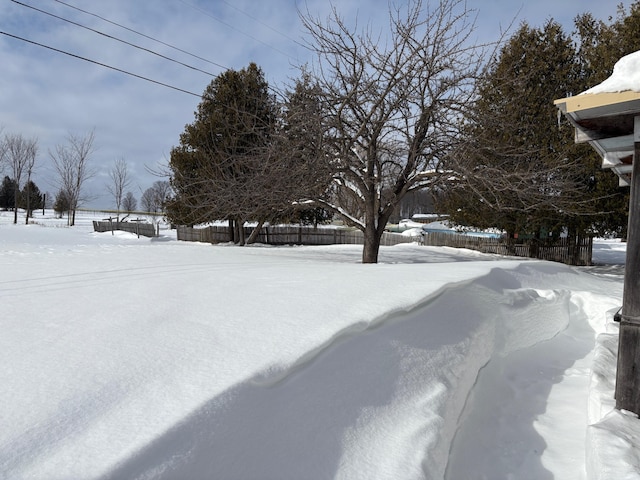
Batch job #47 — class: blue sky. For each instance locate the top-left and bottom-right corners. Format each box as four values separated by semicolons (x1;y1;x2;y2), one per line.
0;0;633;209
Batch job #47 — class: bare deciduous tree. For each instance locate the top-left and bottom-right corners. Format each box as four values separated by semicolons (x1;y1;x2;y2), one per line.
140;188;154;213
140;188;155;214
141;180;171;214
107;157;130;221
3;133;38;224
299;0;491;263
122;191;137;213
49;130;96;226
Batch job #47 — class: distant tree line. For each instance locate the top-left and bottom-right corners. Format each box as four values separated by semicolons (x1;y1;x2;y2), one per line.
0;126;171;226
0;128;98;226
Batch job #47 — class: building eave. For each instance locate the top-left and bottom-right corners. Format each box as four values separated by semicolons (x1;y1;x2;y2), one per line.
555;91;640;186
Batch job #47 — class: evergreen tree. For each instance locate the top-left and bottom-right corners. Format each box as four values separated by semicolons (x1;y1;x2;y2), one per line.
275;72;333;227
166;63;279;242
576;2;640;87
293;207;332;226
0;176;17;210
53;189;71;217
19;180;43;215
439;19;626;238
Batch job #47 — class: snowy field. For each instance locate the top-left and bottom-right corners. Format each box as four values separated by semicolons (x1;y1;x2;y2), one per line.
0;210;636;479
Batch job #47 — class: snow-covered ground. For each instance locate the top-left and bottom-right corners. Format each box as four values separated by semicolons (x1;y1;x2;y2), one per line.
0;210;635;479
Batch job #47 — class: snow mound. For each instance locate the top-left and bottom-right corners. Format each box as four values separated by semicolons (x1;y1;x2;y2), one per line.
104;265;578;480
582;50;640;94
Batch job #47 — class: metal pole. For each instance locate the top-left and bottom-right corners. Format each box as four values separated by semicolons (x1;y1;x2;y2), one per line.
615;116;640;414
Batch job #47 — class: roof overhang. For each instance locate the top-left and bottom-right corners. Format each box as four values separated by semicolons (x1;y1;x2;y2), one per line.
554;91;640;186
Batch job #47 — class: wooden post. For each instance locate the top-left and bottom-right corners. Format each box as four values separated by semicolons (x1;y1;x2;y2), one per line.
616;116;640;414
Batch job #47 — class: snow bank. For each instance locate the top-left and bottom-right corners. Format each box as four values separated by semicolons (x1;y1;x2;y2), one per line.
587;322;640;480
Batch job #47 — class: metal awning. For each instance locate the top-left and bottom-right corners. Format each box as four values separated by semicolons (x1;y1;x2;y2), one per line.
554;91;640;186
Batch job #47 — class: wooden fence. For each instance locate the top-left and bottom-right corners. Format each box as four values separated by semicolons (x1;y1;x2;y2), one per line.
176;225;416;247
423;231;593;266
93;220;157;238
176;225;593;266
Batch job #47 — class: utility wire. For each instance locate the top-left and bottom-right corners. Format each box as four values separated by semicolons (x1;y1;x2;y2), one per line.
52;0;229;71
219;0;305;50
0;31;201;97
178;0;294;60
47;0;290;97
11;0;220;77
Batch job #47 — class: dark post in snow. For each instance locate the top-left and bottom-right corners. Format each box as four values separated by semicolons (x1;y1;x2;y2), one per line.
616;116;640;414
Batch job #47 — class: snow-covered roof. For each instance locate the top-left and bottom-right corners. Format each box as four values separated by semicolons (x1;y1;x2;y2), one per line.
582;50;640;95
555;50;640;186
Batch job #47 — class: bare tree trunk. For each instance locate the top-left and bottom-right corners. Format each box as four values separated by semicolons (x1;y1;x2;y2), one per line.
246;219;265;245
24;178;30;225
228;219;234;242
362;228;382;264
238;221;246;245
232;218;246;245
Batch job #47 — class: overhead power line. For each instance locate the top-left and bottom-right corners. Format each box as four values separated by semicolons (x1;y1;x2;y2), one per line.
0;31;201;97
178;0;294;60
44;0;291;97
51;0;229;71
219;0;305;50
11;0;220;77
